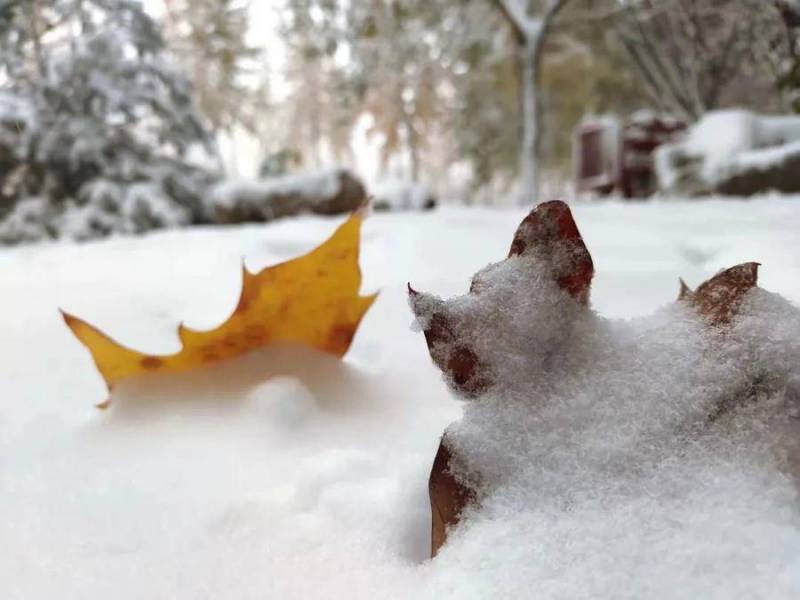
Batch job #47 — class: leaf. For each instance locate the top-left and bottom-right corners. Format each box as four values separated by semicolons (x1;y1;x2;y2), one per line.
409;200;594;398
678;262;760;325
429;434;475;558
63;213;377;407
415;200;597;556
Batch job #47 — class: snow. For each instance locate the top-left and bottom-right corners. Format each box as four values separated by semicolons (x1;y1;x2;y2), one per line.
732;140;800;175
208;169;352;221
0;197;54;244
0;91;36;149
371;179;436;211
3;197;800;598
211;171;341;210
412;224;800;597
656;110;800;190
0;180;196;244
0;4;217;245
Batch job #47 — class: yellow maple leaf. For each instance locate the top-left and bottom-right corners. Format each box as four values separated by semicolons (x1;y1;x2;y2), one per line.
63;213;377;408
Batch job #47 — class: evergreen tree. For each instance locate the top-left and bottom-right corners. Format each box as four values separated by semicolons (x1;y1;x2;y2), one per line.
0;0;218;242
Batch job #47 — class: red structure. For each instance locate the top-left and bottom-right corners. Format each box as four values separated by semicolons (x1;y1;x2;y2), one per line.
574;112;686;198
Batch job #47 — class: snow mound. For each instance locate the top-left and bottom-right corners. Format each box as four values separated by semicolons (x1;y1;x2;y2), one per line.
411;210;800;597
371;180;437;212
3;202;800;598
656;110;800;194
207;168;365;223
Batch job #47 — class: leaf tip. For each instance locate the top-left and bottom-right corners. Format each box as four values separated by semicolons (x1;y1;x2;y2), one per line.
61;309;90;338
678;278;693;301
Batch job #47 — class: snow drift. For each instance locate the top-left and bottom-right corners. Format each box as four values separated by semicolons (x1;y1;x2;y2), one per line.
3;200;800;598
208;169;366;224
656;109;800;196
371;180;437;212
411;201;800;595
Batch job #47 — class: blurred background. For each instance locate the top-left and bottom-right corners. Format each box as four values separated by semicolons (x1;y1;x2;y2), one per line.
1;0;800;244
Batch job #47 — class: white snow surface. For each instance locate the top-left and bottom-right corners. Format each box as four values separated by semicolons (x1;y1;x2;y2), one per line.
371;179;435;211
656;110;800;189
3;197;800;599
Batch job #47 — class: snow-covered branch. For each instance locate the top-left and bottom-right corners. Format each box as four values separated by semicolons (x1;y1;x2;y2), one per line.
490;0;571;201
493;0;568;42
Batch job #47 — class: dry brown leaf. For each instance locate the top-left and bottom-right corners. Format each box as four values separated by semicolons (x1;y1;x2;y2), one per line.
679;262;760;325
409;200;594;399
64;214;377;407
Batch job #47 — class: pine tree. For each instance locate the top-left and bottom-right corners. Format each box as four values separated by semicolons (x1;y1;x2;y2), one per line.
0;0;218;243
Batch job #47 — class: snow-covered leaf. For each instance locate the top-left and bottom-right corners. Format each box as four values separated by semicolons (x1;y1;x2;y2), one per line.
410;200;800;560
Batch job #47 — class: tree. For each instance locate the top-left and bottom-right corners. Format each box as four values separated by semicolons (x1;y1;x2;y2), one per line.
765;0;800;112
278;0;359;169
0;0;217;242
345;0;446;183
439;0;521;193
537;0;651;175
490;0;570;202
613;0;783;121
161;0;268;137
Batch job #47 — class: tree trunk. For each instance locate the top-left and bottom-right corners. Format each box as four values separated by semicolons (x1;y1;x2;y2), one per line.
404;109;420;183
518;38;540;204
28;0;46;81
492;0;569;205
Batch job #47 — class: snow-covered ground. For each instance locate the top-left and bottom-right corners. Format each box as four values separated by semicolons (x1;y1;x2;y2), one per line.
3;197;800;599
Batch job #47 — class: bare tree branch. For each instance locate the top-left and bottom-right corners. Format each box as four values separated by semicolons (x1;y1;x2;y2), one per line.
612;0;775;120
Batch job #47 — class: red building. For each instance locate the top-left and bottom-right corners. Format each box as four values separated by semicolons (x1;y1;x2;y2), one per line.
574;112;685;198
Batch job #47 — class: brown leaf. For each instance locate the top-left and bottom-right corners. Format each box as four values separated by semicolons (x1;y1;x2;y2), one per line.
429;435;475;557
680;262;760;325
506;200;594;304
409;200;593;399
